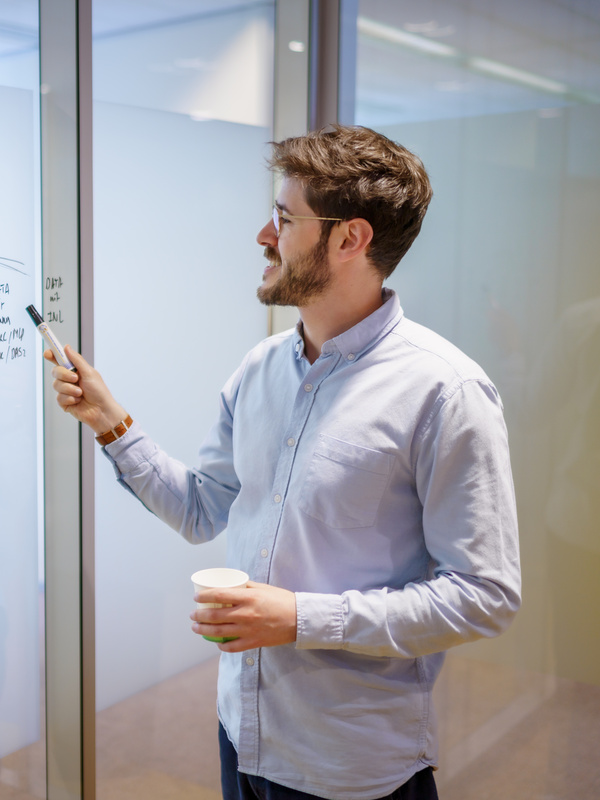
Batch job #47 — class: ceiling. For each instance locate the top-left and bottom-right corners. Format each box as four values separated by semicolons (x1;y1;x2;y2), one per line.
1;0;598;123
0;1;268;55
355;0;600;123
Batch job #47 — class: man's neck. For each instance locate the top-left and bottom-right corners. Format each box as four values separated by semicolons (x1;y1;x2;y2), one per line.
298;285;385;364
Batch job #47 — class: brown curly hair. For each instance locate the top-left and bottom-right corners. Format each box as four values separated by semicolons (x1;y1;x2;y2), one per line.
269;125;433;280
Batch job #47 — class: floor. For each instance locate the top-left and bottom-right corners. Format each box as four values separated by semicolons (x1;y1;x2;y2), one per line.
2;653;600;799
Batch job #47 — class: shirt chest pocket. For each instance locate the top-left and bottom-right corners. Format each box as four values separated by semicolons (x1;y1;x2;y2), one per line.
299;434;395;529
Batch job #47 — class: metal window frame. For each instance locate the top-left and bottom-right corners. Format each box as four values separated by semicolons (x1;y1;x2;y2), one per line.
40;0;95;797
269;0;357;337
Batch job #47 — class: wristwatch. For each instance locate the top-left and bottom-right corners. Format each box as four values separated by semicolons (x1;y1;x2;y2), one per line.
95;414;133;446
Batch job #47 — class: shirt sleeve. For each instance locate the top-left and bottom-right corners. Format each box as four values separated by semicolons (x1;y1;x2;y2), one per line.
101;361;246;544
296;378;521;658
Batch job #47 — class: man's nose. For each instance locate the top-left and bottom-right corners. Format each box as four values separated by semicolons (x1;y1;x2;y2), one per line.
257;217;277;247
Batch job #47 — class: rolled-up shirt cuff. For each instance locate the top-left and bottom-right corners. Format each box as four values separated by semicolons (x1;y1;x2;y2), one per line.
102;420;155;470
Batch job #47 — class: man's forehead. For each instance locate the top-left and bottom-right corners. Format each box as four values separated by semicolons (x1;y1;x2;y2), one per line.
275;176;309;213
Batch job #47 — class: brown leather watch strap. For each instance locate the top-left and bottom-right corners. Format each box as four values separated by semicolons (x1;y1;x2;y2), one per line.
95;414;133;446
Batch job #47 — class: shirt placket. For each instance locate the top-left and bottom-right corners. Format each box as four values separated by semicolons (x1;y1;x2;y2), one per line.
237;349;340;773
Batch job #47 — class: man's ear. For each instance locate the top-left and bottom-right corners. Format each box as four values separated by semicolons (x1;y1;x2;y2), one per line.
333;218;374;263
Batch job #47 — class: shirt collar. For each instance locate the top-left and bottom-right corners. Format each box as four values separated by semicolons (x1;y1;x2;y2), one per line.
293;288;403;362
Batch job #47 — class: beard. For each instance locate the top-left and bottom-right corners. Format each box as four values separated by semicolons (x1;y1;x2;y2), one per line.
257;234;331;307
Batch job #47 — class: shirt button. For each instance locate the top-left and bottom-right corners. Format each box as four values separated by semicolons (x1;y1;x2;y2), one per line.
246;657;254;666
347;353;355;361
304;383;313;392
260;548;269;558
287;437;296;447
274;493;282;503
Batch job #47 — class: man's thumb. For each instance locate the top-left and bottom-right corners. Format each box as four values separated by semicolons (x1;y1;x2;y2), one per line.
64;344;93;373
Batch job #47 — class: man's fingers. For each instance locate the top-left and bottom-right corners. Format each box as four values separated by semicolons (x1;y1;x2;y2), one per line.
43;349;57;365
61;395;82;409
45;346;90;387
64;344;93;375
44;344;89;374
51;364;80;383
52;376;82;398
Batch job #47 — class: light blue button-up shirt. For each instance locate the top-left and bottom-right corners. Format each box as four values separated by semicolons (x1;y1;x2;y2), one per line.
105;289;520;800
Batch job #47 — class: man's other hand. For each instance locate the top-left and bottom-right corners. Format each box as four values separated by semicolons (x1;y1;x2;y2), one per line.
190;581;297;652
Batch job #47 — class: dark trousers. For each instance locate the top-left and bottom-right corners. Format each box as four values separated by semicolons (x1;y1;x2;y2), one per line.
219;723;439;800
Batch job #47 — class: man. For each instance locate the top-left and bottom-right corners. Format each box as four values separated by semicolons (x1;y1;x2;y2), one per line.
48;125;521;800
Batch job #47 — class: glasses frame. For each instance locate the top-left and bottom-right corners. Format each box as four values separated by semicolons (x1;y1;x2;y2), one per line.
272;206;343;237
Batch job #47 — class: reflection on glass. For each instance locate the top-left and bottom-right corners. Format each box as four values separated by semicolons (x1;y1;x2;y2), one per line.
92;2;274;797
356;1;600;798
0;1;44;798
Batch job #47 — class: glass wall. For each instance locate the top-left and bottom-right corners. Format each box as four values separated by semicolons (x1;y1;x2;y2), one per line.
355;1;600;797
91;2;274;797
0;1;45;798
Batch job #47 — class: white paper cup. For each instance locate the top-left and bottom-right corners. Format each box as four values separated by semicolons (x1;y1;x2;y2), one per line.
191;568;249;643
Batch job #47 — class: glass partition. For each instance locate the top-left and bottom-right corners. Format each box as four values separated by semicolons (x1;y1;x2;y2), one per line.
0;1;45;798
355;1;600;797
92;2;274;796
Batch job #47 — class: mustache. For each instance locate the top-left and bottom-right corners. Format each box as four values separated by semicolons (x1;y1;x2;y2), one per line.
264;246;281;266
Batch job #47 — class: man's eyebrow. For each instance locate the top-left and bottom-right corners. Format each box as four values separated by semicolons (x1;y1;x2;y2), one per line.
275;200;291;214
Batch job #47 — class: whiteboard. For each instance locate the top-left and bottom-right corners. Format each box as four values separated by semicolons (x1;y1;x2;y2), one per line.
0;85;41;757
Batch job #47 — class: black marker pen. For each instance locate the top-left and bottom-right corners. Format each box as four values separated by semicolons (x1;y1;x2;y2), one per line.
26;304;77;371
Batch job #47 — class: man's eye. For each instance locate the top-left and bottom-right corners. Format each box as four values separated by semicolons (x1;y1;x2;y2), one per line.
279;215;290;225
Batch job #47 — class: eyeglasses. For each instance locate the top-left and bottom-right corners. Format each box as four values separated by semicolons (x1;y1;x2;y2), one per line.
272;206;343;237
